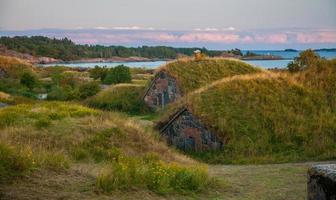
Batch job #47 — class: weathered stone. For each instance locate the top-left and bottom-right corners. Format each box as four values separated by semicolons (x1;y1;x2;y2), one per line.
0;68;6;78
308;164;336;200
160;108;223;151
144;71;181;110
0;102;9;108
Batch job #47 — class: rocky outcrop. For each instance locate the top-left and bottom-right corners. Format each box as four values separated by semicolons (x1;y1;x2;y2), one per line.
144;71;182;110
308;164;336;200
160;108;223;151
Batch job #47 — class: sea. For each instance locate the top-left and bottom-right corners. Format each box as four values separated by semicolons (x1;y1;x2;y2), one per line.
40;50;336;69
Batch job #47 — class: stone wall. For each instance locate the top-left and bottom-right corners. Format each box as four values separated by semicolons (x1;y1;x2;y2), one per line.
160;108;223;151
308;164;336;200
144;71;181;110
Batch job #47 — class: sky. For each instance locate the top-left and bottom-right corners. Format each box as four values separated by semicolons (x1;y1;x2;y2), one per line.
0;0;336;49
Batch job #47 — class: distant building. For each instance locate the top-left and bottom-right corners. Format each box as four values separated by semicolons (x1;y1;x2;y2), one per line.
194;50;202;60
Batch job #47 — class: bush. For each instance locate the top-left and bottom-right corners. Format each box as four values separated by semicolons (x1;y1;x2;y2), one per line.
287;49;320;72
89;65;108;81
20;72;38;90
103;65;132;85
78;81;101;99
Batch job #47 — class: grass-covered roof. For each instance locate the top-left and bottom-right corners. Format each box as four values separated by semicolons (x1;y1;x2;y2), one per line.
157;58;261;94
158;61;336;163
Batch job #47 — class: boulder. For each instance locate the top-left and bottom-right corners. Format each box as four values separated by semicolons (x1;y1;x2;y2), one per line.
308;164;336;200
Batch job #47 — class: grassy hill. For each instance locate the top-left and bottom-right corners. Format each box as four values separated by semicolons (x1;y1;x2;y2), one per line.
158;61;336;164
87;83;149;114
0;101;210;197
159;58;261;94
0;55;35;78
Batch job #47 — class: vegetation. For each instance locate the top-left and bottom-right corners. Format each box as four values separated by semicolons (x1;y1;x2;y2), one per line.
159;59;336;164
0;101;209;195
287;49;320;72
161;58;261;93
87;84;149;114
0;36;225;60
102;65;132;85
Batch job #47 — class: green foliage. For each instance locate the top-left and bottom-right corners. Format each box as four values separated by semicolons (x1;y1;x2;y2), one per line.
78;81;101;99
103;65;132;85
87;84;149;114
287;49;320;72
20;72;38;90
0;36;224;60
89;65;108;81
227;48;243;56
96;156;208;194
164;58;261;93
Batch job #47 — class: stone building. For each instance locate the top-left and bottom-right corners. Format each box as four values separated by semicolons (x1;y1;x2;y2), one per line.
143;71;182;110
308;164;336;200
159;107;223;151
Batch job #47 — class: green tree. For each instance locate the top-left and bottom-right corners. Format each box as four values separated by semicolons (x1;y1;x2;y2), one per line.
20;72;37;90
287;49;320;72
89;66;108;81
103;65;132;85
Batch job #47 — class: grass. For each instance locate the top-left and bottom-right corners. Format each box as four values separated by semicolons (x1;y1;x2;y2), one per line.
0;55;35;79
160;57;261;94
0;101;208;196
158;62;336;164
87;83;150;114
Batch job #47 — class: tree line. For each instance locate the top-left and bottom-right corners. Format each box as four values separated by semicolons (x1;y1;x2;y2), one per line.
0;36;224;61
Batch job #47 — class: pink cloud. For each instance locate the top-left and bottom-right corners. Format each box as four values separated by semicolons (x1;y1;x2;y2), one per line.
296;31;336;43
255;34;288;44
179;33;240;43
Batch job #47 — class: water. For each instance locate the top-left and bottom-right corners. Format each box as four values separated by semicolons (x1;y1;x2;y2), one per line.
40;50;336;69
41;60;167;68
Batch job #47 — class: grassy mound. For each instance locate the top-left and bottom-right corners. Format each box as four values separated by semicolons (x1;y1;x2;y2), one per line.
87;84;149;114
158;63;336;164
159;58;261;93
0;101;208;194
0;55;35;78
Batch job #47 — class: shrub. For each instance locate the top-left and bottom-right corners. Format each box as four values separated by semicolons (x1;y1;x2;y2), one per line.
20;72;38;90
287;49;320;72
78;81;101;99
103;65;132;85
89;65;108;81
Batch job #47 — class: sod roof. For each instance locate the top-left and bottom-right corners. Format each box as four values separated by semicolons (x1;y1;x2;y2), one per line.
158;62;336;163
156;58;261;94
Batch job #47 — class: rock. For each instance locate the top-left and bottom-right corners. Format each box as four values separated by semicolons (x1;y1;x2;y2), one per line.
144;71;182;110
308;164;336;200
160;108;223;151
0;102;9;108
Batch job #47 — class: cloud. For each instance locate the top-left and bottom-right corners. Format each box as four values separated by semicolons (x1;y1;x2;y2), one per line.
296;31;336;43
179;33;240;43
255;33;288;44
